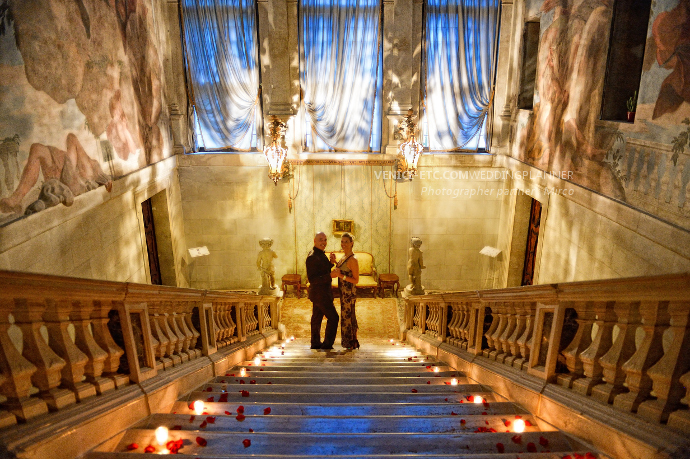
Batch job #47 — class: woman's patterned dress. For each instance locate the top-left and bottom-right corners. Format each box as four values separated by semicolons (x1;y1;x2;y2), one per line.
337;254;359;349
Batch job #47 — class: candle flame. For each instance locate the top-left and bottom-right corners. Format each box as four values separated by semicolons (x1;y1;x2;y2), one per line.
240;368;247;377
514;419;526;433
155;426;169;445
193;400;204;415
450;378;458;386
473;396;483;404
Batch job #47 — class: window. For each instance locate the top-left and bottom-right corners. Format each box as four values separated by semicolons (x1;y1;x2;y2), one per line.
600;0;651;121
518;21;540;110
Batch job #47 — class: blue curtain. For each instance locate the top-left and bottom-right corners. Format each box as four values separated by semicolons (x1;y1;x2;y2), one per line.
425;0;501;151
182;0;261;150
300;0;382;152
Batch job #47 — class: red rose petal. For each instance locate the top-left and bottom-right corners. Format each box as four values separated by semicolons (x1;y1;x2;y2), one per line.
496;443;505;453
525;420;532;426
539;436;549;446
411;389;418;393
188;402;194;410
267;382;272;384
460;419;466;425
585;453;596;459
206;387;212;392
219;394;228;402
249;428;254;432
451;411;458;415
239;380;245;384
196;436;207;447
207;416;216;424
242;439;251;448
172;425;182;430
127;443;138;450
427;381;430;384
512;435;522;444
200;420;208;428
481;411;487;415
514;415;522;419
250;380;256;384
444;398;448;401
206;396;214;402
220;380;226;383
225;410;231;415
504;420;511;427
237;405;245;413
241;390;250;397
236;414;246;421
426;366;431;369
263;407;271;415
527;442;537;452
189;415;195;423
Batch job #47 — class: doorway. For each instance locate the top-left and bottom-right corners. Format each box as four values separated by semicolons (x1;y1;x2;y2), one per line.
521;198;542;286
141;190;176;286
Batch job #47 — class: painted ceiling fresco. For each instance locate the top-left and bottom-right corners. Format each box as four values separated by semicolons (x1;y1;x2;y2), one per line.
512;0;690;230
0;0;171;225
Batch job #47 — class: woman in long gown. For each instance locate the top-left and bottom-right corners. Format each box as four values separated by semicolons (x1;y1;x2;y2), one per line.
335;233;360;349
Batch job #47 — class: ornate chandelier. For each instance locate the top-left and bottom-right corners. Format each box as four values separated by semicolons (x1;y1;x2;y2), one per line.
397;109;423;180
263;116;288;185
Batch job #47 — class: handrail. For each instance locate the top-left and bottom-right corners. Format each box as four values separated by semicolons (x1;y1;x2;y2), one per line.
0;270;281;429
403;273;690;433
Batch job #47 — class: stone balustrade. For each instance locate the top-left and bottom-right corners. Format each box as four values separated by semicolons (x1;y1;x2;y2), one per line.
0;270;280;429
403;273;690;433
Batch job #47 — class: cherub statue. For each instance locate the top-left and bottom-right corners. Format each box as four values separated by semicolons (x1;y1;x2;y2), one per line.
257;238;278;295
405;237;426;295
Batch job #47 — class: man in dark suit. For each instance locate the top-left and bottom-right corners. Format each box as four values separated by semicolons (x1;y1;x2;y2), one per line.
306;232;340;349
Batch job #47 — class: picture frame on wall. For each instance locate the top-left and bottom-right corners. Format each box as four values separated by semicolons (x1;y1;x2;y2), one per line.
332;219;354;237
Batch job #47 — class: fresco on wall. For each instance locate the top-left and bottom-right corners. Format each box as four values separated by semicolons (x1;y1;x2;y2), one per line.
513;0;690;230
0;0;170;225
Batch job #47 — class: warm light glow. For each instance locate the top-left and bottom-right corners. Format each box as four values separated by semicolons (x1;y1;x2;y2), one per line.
253;356;261;366
290;336;295;341
281;344;285;349
433;367;440;373
389;339;394;343
193;400;204;415
240;368;247;377
514;419;525;433
473;396;483;404
155;426;169;445
396;109;423;179
450;378;458;386
263;117;289;184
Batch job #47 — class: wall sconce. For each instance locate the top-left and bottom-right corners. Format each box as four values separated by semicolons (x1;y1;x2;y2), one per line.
396;109;423;180
263;116;289;185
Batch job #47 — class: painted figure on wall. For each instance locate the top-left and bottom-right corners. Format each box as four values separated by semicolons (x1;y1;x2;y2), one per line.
0;0;168;220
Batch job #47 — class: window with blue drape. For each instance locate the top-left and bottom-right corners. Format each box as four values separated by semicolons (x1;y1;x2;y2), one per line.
424;0;501;151
300;0;382;152
181;0;261;151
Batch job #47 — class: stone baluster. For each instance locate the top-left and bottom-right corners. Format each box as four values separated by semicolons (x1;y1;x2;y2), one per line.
505;303;528;367
43;300;96;401
557;302;594;388
263;302;272;330
513;302;536;370
0;370;16;428
0;299;46;422
171;304;192;361
667;371;690;433
90;301;128;388
149;308;172;369
225;303;237;338
591;301;642;404
165;304;188;363
573;301;617;396
459;303;472;344
413;303;421;330
482;305;500;358
216;304;229;343
447;304;461;345
227;303;238;343
637;300;690;423
11;300;75;411
70;301;114;395
213;304;225;346
497;303;517;363
184;304;202;358
613;300;670;413
488;303;508;360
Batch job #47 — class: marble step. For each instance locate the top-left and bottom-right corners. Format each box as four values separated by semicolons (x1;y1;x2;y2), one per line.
239;362;442;370
91;428;581;456
135;412;547;434
199;382;482;393
185;390;497;405
201;376;466;386
218;370;461;379
170;400;519;417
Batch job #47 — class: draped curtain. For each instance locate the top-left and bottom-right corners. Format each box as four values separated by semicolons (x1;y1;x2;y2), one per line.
300;0;382;152
425;0;501;151
181;0;261;150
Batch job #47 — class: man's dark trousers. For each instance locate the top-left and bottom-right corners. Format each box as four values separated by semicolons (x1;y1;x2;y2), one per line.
306;246;339;348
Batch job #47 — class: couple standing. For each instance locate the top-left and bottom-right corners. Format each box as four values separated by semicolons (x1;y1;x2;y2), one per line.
306;232;360;350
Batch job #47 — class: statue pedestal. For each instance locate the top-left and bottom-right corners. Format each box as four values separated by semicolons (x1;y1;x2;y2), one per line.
258;286;280;296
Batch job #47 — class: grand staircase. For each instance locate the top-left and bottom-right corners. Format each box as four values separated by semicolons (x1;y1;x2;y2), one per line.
86;339;599;458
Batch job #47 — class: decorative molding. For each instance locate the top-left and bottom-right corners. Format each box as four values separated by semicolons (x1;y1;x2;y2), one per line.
291;158;396;166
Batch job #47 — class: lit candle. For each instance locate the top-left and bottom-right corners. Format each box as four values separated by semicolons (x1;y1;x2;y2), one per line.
513;419;525;433
433;367;439;373
253;356;261;366
155;426;169;445
193;400;204;415
473;396;483;404
240;368;247;377
290;336;295;341
389;339;394;343
450;378;458;386
281;344;285;349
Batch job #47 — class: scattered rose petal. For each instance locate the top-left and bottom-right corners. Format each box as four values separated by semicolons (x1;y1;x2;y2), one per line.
489;427;497;432
236;414;246;421
512;435;522;444
426;366;431;369
127;443;138;450
263;407;271;415
427;381;430;384
527;442;537;452
460;419;466;425
206;396;214;402
459;400;464;403
525;420;532;426
504;420;511;427
240;380;245;384
249;428;254;432
220;380;226;383
451;411;458;415
200;420;208;428
514;415;522;419
219;394;228;402
206;387;213;392
207;416;216;424
144;444;156;453
411;389;418;393
444;398;448;401
242;439;251;448
172;425;182;430
496;443;505;453
241;390;250;397
585;453;596;459
225;410;231;415
237;406;245;413
267;382;272;384
485;421;489;425
188;402;194;410
539;436;549;446
250;380;256;384
196;436;207;447
189;415;195;423
481;411;487;415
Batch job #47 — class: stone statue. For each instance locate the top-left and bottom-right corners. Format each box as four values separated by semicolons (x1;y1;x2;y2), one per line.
257;238;278;295
405;237;426;295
